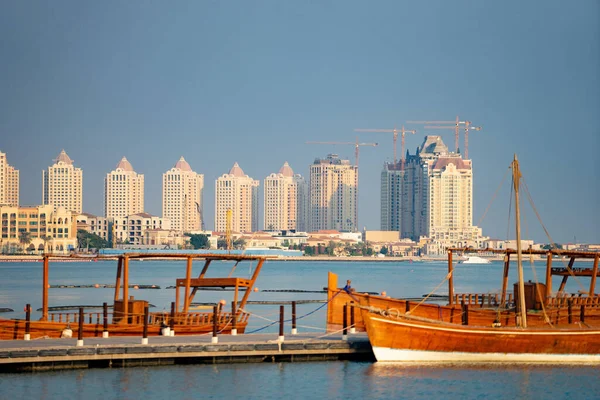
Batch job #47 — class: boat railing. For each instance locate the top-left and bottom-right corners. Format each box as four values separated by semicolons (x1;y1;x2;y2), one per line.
453;293;508;308
149;311;250;326
546;294;600;307
48;311;116;324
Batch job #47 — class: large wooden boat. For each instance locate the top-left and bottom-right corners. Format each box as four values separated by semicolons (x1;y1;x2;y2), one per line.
0;253;267;340
360;155;600;362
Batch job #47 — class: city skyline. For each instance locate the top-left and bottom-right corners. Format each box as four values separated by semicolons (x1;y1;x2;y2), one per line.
1;1;598;243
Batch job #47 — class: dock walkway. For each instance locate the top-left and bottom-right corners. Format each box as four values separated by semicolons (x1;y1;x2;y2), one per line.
0;333;373;372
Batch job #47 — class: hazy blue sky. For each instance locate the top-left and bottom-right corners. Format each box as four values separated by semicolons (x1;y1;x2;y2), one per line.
1;1;598;243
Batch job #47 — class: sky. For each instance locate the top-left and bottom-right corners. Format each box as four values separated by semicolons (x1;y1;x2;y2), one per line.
1;0;598;243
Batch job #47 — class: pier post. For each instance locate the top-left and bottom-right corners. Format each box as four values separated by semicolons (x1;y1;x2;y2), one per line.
580;305;585;323
461;301;469;325
141;305;149;344
342;304;348;341
211;306;218;344
231;301;237;336
102;302;109;338
568;299;573;324
24;304;31;341
349;303;356;334
170;302;175;336
76;307;84;347
291;301;297;335
278;305;285;342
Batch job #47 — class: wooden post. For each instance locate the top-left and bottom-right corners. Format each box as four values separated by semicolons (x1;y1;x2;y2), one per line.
183;256;193;314
580;305;585;323
448;250;454;305
461;301;469;325
545;252;553;299
123;256;129;323
77;307;84;346
170;301;175;336
42;256;49;321
114;256;123;301
349;303;355;334
24;304;31;340
239;258;265;309
211;305;218;343
589;255;599;297
231;301;237;335
405;301;411;313
558;257;576;294
342;304;348;340
501;253;510;307
102;302;109;338
141;305;149;344
568;299;573;324
278;305;284;342
291;301;297;335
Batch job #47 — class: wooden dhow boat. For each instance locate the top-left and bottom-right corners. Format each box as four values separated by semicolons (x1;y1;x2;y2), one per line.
360;155;600;362
0;253;267;340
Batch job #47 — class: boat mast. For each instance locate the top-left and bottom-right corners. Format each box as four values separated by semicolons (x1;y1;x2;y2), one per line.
512;154;527;328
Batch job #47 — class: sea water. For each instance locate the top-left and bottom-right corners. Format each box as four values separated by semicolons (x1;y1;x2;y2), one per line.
0;259;598;399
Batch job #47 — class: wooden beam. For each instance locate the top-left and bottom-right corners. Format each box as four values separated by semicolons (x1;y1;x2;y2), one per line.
448;250;454;305
114;256;123;301
183;256;193;314
239;259;265;309
558;257;575;294
501;253;510;307
545;252;553;299
41;255;49;321
187;259;214;302
123;256;129;323
589;255;599;296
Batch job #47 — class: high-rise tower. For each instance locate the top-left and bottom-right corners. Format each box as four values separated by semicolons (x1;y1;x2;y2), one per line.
162;157;204;233
309;154;358;232
42;150;83;213
264;162;308;232
0;151;19;206
104;157;144;219
215;163;259;233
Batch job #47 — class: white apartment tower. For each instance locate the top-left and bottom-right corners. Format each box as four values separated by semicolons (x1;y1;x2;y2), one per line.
215;163;259;233
162;157;204;234
104;157;144;219
264;162;308;232
381;136;486;251
309;154;358;232
0;151;19;206
42;150;83;213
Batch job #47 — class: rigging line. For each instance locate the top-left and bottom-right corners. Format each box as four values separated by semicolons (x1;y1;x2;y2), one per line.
477;166;511;227
408;270;453;314
521;177;586;293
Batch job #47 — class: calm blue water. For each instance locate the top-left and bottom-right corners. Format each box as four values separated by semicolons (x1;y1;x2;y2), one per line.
1;259;598;399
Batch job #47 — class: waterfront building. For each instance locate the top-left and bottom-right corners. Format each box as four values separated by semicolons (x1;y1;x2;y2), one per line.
263;162;308;232
162;157;204;234
0;204;77;254
42;150;83;213
76;213;110;242
381;136;486;254
0;151;19;206
215;163;259;233
309;154;358;232
104;157;144;219
112;213;171;245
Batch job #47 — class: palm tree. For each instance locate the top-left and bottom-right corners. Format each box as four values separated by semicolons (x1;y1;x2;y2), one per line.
18;231;32;254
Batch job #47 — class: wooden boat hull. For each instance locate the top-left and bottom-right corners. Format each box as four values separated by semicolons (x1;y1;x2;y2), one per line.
0;318;246;340
362;311;600;363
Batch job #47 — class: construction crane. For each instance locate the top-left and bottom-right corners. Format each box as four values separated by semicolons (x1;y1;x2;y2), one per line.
305;137;378;167
407;116;463;153
354;126;417;170
462;121;482;159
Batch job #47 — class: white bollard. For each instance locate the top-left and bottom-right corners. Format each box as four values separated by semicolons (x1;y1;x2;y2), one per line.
278;335;285;343
350;327;356;334
141;337;148;345
211;336;218;344
102;331;109;338
291;328;298;335
342;334;348;341
170;330;175;337
231;328;237;336
24;334;30;341
76;339;84;347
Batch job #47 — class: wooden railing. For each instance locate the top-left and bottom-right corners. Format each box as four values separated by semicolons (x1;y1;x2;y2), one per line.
47;310;250;326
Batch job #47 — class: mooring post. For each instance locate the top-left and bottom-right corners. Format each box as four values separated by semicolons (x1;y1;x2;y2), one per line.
580;305;586;323
405;301;411;313
77;307;84;347
291;301;297;335
170;301;176;336
24;304;31;341
141;305;149;344
102;302;109;338
212;305;218;344
278;305;285;342
342;304;348;341
231;300;237;336
349;303;356;334
568;299;573;324
461;301;469;326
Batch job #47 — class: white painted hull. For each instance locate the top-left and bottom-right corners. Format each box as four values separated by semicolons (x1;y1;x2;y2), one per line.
372;347;600;363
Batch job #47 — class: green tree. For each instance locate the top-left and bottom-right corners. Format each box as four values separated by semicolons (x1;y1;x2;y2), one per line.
185;233;210;249
233;238;246;250
380;246;389;255
303;246;315;256
77;230;110;250
217;238;227;249
18;230;31;253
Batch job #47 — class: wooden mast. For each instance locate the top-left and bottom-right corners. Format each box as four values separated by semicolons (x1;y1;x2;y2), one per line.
513;154;527;328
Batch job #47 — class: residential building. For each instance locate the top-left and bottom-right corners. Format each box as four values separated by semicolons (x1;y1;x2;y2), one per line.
264;162;308;231
104;157;144;219
381;136;487;254
215;162;259;233
0;151;19;206
112;213;171;245
42;150;83;213
162;157;204;234
76;213;110;242
309;154;358;232
0;204;77;254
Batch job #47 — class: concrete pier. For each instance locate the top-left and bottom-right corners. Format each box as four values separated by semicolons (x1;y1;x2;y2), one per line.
0;333;373;372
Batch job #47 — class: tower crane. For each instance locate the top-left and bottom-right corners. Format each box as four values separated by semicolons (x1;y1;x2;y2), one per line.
305;137;378;167
461;121;482;160
354;126;417;170
407;116;482;158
